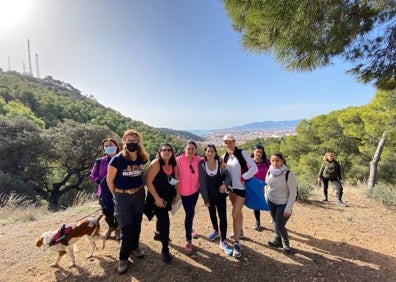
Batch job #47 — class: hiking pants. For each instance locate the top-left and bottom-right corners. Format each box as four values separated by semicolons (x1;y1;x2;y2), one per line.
322;177;343;200
114;188;145;260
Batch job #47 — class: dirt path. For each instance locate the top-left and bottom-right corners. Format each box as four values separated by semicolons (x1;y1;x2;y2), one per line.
0;186;395;282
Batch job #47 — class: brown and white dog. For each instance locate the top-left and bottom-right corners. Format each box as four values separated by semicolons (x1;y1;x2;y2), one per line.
35;214;105;268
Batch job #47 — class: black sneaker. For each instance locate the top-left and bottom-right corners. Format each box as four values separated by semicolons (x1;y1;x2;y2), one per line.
268;238;282;248
161;248;172;264
117;260;128;274
154;232;171;242
153;232;161;241
282;240;291;254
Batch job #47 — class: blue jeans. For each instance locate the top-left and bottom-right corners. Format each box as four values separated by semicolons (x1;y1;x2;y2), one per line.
268;200;290;242
181;191;199;242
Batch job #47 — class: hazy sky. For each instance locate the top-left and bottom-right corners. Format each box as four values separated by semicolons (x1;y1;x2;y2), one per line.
0;0;375;130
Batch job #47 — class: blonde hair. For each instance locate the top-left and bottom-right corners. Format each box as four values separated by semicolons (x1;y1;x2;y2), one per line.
122;129;149;164
323;152;335;161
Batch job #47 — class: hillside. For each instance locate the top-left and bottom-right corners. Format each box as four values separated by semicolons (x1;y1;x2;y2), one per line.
0;71;201;144
0;186;395;282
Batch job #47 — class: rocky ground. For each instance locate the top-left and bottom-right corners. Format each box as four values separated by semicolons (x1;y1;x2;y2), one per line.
0;186;395;282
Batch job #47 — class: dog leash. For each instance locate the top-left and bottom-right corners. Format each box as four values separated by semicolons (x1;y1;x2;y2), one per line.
74;207;102;222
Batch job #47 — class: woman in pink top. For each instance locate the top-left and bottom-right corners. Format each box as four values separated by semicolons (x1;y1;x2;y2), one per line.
250;144;270;231
176;140;201;254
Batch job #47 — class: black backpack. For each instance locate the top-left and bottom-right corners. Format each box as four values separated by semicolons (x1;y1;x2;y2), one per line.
267;170;299;201
223;147;248;173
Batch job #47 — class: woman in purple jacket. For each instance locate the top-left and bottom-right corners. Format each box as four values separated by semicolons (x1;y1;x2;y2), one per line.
90;137;120;239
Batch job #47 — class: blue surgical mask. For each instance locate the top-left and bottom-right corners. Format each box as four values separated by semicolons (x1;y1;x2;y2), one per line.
104;146;116;155
168;175;179;186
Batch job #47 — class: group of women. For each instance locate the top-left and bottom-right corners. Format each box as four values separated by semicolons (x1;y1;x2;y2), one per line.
90;129;344;274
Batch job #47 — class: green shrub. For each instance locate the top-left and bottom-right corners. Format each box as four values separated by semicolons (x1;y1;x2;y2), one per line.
296;180;315;202
366;183;396;208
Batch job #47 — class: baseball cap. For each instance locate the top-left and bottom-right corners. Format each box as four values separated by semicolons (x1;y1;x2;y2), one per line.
223;134;235;141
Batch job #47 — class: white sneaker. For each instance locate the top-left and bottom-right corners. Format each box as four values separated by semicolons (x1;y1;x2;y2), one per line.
219;240;233;255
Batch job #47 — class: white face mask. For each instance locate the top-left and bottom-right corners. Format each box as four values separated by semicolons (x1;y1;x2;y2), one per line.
269;168;282;176
168;175;179;186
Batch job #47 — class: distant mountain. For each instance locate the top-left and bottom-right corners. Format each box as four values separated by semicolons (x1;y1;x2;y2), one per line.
188;120;301;136
227;120;301;131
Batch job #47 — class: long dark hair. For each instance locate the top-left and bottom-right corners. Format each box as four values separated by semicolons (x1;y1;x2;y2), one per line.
156;143;177;167
203;144;220;161
250;144;267;161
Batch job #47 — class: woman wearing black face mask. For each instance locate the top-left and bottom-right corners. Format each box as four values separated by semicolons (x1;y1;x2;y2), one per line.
107;129;149;274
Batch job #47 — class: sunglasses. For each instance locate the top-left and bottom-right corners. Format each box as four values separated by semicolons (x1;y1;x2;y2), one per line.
189;164;195;174
161;148;172;152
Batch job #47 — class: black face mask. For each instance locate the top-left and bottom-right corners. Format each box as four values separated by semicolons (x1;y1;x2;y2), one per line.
126;142;138;153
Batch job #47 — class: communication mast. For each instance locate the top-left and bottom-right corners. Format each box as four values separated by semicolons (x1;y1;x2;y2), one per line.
35;53;40;78
27;39;33;76
7;57;11;70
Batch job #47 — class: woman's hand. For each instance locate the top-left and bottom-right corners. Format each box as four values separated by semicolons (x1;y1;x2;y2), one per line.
218;184;227;194
284;211;291;217
172;194;180;205
154;197;166;208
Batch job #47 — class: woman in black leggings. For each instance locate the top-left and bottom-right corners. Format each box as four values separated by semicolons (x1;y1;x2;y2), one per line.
199;144;233;255
146;143;179;263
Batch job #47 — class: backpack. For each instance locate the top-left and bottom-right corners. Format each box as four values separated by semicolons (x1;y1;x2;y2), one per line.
95;157;116;212
267;170;299;201
223;147;248;173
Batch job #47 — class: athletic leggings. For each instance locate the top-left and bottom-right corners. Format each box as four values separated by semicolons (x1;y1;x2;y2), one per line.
181;191;199;242
267;199;290;242
208;197;227;241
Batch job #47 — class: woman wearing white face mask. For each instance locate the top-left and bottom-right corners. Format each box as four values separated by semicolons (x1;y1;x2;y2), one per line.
145;143;179;263
265;152;298;254
89;137;120;239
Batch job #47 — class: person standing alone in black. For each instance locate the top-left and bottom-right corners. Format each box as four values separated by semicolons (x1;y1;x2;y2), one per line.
317;152;346;207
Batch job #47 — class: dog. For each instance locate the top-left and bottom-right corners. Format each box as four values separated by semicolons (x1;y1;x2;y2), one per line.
35;213;105;268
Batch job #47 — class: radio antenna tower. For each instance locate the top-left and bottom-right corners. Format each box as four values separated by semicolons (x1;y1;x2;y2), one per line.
27;39;33;76
7;57;11;70
35;53;40;78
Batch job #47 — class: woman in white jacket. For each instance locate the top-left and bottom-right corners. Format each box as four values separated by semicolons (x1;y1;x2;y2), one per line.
265;152;297;254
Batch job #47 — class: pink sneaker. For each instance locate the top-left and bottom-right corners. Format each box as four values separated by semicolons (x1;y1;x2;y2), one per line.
191;230;198;239
185;241;193;254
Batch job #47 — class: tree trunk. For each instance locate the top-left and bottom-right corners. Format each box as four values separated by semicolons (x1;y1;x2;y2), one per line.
48;185;61;211
368;131;387;190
